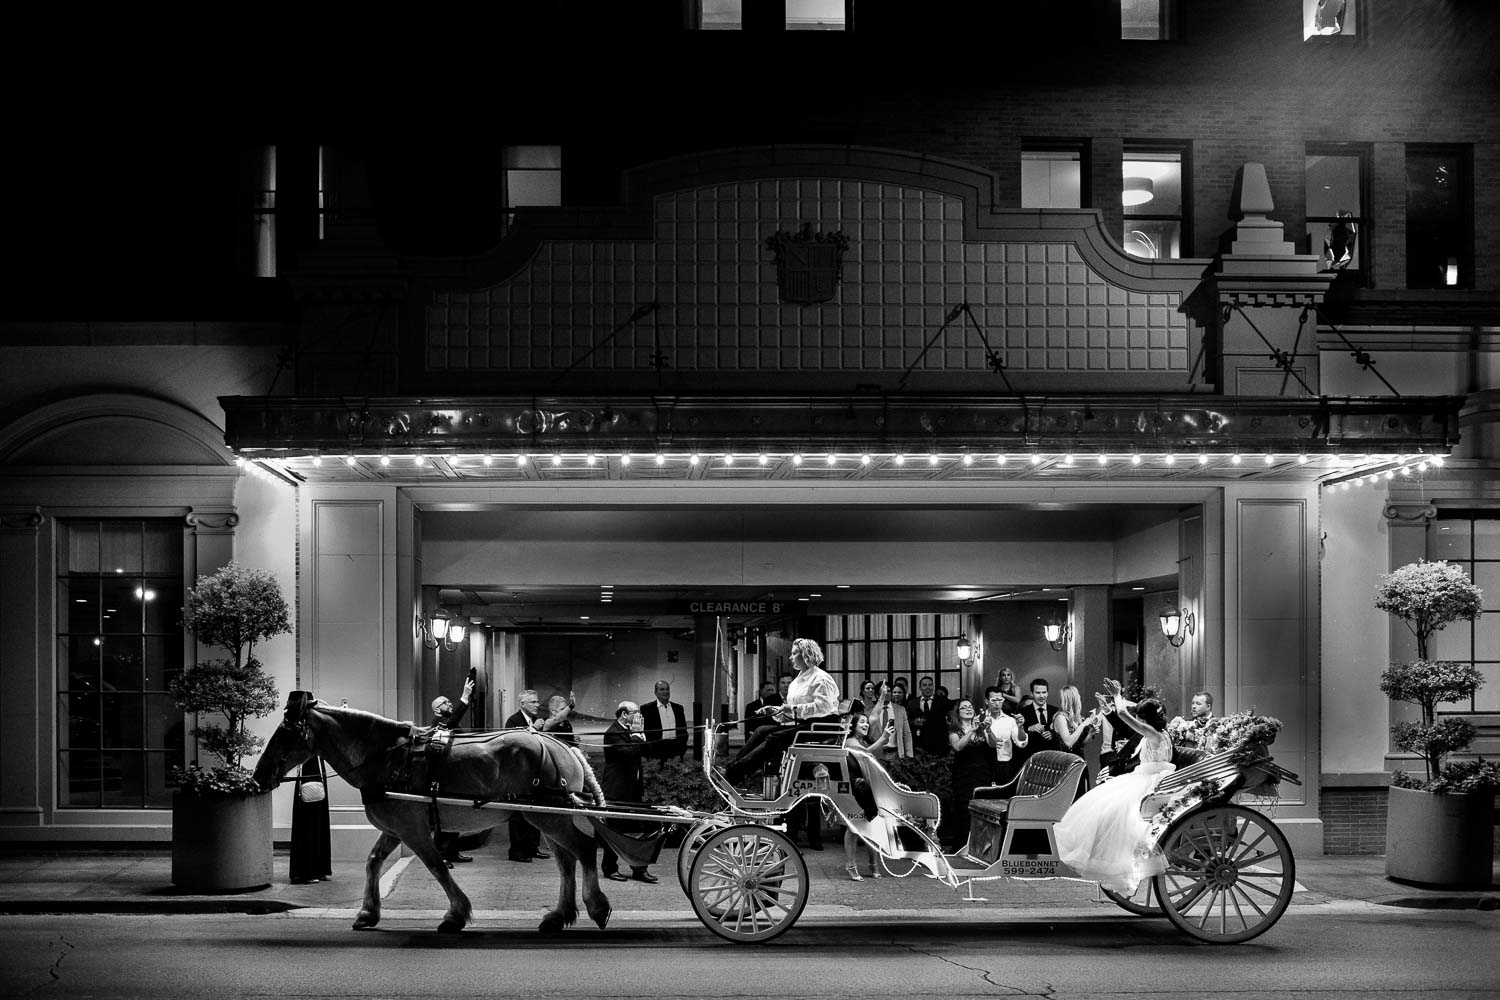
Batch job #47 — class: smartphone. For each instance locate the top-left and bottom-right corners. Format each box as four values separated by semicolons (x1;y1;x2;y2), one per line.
467;666;476;682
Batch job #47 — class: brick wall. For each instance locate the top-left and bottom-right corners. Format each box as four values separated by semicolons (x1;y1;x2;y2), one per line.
1319;787;1388;855
1321;786;1500;856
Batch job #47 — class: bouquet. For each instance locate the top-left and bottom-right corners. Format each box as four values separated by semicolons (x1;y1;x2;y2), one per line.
1165;715;1197;747
1203;710;1283;760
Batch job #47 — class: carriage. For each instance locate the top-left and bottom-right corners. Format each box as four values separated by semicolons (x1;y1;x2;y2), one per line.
256;694;1300;945
673;721;1302;945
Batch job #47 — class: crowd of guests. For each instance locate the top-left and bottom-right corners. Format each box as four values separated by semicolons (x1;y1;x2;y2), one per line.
416;654;1219;893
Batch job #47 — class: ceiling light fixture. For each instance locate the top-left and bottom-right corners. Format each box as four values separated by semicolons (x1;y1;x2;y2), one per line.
1122;176;1155;207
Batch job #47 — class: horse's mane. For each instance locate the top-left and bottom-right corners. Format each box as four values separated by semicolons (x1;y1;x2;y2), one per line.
311;701;413;746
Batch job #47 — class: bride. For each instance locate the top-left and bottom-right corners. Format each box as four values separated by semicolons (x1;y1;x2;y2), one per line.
1053;678;1175;894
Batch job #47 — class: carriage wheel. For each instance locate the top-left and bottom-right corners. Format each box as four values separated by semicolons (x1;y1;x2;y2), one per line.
688;825;809;944
1154;804;1295;944
1101;879;1162;916
677;815;731;895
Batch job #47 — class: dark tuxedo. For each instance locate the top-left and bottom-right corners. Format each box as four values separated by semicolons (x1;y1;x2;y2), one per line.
743;694;783;737
601;719;650;876
602;720;648;803
908;693;952;755
642;699;688;759
1017;700;1060;764
504;708;544;859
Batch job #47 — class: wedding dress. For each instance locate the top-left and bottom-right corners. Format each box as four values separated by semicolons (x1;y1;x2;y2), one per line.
1054;732;1175;893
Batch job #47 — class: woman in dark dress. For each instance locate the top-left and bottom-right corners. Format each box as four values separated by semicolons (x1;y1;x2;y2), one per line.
946;699;993;849
289;755;332;884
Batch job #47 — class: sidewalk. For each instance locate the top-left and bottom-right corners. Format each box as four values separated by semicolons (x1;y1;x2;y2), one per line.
0;838;1494;919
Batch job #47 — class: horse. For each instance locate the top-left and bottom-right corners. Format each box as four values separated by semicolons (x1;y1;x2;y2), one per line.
252;691;614;935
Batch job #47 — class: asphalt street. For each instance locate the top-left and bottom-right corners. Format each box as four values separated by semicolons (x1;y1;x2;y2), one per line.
2;905;1497;1000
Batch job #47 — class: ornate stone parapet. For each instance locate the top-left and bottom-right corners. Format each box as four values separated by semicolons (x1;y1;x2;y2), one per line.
1207;163;1337;396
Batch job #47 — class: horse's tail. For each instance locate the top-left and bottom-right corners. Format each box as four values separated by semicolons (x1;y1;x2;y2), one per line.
570;745;606;808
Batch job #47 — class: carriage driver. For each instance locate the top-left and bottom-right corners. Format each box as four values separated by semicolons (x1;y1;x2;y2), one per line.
724;638;840;786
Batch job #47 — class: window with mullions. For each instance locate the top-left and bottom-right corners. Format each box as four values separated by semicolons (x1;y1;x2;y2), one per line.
57;520;185;808
1406;145;1473;289
1122;147;1186;259
823;613;964;705
1022;144;1087;209
1306;145;1367;276
1303;0;1358;40
1427;513;1500;714
1121;0;1178;40
502;145;562;233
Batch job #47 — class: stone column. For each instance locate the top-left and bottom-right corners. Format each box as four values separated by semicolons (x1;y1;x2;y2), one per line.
0;508;45;825
1067;585;1110;778
1208;162;1335;396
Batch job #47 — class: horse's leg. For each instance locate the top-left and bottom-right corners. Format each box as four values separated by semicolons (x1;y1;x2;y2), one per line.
576;829;611;930
354;831;401;930
537;826;579;934
408;830;473;934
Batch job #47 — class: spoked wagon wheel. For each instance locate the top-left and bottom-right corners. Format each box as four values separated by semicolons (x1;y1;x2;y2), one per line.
1153;804;1295;944
688;824;809;943
1101;879;1162;916
677;815;732;894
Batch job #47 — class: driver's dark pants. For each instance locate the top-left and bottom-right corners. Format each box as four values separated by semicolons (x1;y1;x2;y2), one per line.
726;715;838;783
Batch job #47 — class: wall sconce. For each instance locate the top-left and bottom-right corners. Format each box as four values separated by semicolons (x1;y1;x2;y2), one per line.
1160;606;1195;647
1042;611;1072;651
416;609;467;651
956;632;973;662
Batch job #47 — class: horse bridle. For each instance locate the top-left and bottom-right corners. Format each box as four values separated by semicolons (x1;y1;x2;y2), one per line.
274;700;388;788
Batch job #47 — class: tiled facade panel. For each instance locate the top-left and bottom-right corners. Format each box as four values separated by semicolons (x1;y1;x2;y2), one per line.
427;180;1188;374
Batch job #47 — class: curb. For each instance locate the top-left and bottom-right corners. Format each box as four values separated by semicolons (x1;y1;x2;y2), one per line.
0;900;301;915
1367;894;1500;911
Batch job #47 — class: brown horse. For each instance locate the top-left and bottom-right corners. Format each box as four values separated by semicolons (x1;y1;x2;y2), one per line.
252;691;613;934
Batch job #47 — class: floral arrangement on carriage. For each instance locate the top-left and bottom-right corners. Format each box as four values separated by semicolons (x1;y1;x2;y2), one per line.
1147;709;1288;842
169;562;289;892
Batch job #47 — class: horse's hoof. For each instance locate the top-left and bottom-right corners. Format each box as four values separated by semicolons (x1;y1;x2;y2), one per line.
437;918;465;934
352;914;378;931
590;902;611;930
539;914;566;935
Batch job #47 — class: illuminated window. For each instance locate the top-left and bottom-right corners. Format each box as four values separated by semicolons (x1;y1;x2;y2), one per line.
503;146;562;230
786;0;845;30
699;0;742;29
252;146;276;277
1406;145;1472;289
1303;0;1357;39
1305;145;1367;274
1122;0;1177;40
824;614;965;702
1122;146;1186;259
1022;145;1085;209
57;520;184;809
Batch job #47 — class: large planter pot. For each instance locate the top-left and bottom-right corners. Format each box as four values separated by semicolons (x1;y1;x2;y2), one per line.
171;791;274;892
1385;784;1495;888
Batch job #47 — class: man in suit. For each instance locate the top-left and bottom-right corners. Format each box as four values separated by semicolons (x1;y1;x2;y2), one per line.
503;689;550;862
908;674;952;756
642;679;688;760
743;679;781;738
600;701;658;883
1016;677;1059;766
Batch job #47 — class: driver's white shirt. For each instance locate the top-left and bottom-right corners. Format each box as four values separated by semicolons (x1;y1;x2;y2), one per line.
784;666;839;721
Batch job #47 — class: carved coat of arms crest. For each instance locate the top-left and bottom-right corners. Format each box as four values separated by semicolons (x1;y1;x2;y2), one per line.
765;222;851;305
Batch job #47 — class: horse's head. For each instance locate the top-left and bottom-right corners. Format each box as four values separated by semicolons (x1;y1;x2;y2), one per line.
251;690;318;792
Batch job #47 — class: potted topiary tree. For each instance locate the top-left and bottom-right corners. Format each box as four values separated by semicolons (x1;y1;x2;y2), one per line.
1375;559;1495;887
170;562;288;892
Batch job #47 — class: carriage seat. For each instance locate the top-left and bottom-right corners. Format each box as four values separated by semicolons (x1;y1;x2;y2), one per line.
969;751;1089;822
845;748;941;826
